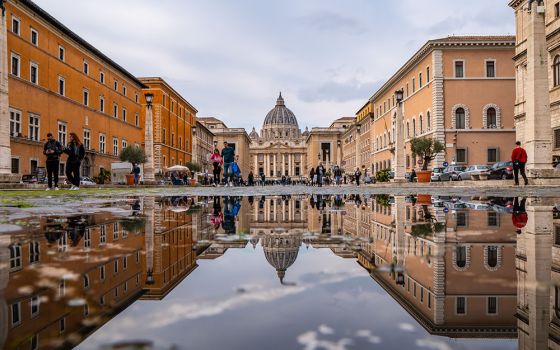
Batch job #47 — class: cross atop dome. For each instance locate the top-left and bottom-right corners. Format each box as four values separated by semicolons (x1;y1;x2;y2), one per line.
276;92;285;106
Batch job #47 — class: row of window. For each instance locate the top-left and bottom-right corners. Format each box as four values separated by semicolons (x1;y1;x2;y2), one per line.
11;14;139;102
10;54;140;127
374;60;498;120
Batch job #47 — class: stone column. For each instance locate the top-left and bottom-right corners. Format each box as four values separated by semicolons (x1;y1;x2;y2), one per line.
254;154;258;174
144;197;155;286
394;98;406;182
0;9;18;182
144;101;156;184
282;154;286;176
265;154;269;177
524;2;554;177
521;197;553;350
394;196;406;265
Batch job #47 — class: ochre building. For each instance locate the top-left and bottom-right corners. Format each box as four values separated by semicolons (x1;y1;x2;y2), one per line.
139;77;197;174
352;36;516;174
5;0;145;178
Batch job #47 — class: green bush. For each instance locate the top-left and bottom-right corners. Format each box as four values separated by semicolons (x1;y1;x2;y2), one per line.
119;146;147;165
375;169;391;183
376;194;391;207
186;162;202;173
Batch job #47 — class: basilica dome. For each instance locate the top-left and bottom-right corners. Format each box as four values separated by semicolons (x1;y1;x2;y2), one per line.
261;93;301;140
262;231;303;284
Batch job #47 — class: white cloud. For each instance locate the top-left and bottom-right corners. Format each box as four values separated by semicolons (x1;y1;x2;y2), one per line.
32;0;515;131
416;337;453;350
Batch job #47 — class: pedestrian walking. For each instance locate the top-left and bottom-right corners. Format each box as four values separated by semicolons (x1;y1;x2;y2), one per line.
316;163;325;187
512;197;527;234
511;141;529;186
43;132;63;191
64;132;85;190
334;166;342;186
354;168;362;186
210;148;223;186
232;160;241;186
248;171;254;186
309;168;315;186
221;141;235;187
132;163;141;185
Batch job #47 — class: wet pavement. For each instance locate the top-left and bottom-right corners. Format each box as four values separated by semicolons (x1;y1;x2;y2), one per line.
0;192;558;349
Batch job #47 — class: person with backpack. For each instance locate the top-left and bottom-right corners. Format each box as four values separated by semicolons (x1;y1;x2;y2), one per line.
511;141;529;186
64;132;85;190
355;168;362;186
221;141;235;187
43;132;63;191
232;160;241;186
132;163;141;185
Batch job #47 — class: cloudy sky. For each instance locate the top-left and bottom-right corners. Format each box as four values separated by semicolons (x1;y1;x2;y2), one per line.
34;0;514;131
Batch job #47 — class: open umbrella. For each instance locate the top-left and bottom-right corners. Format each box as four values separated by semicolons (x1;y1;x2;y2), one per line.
167;165;190;172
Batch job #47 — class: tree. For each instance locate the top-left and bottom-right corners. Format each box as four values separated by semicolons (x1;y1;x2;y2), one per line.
410;137;445;171
119;146;146;165
186;162;202;173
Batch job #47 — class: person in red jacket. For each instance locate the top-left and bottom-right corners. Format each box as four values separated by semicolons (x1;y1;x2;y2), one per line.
512;197;527;234
511;141;529;186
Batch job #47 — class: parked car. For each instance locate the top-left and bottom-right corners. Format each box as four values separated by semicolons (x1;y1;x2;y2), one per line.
430;167;446;181
457;165;491;180
21;174;38;184
80;177;96;186
443;166;467;181
487;161;514;180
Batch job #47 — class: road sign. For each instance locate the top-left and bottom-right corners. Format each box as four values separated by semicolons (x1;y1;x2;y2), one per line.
443;207;449;213
443;161;449;167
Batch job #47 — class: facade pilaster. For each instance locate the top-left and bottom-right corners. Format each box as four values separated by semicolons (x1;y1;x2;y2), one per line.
431;50;445;167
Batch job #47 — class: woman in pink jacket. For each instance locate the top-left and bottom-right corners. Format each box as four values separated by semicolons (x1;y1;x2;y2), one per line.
210;148;223;186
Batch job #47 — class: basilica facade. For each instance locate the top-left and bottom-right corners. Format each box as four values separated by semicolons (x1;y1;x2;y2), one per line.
249;93;309;178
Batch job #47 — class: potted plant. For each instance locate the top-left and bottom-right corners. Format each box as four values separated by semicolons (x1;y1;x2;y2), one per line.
185;161;202;186
93;168;111;184
119;146;147;185
410;137;445;183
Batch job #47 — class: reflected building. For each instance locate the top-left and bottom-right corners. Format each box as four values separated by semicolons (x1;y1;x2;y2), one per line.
515;197;557;349
356;195;518;338
262;230;303;284
1;212;145;349
141;197;197;300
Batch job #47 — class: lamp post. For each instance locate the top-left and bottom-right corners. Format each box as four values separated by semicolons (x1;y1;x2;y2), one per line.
337;139;342;167
393;89;406;182
191;124;197;167
143;93;155;184
355;124;361;170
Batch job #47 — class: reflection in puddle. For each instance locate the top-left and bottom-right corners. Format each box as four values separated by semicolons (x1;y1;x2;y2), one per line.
0;194;556;349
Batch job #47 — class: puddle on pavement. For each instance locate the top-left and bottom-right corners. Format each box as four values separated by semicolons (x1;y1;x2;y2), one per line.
0;194;557;349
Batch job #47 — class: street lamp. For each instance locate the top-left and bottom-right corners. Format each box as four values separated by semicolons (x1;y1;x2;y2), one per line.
213;140;218;148
143;93;155;184
395;89;404;104
393;89;405;182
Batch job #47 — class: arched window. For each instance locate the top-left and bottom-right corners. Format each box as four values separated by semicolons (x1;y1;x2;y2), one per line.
384;134;387;147
455;108;466;129
486;246;498;268
412;119;416;137
554;56;560;87
419;116;423;134
456;246;467;268
427;112;431;131
486;108;497;128
406;122;410;138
